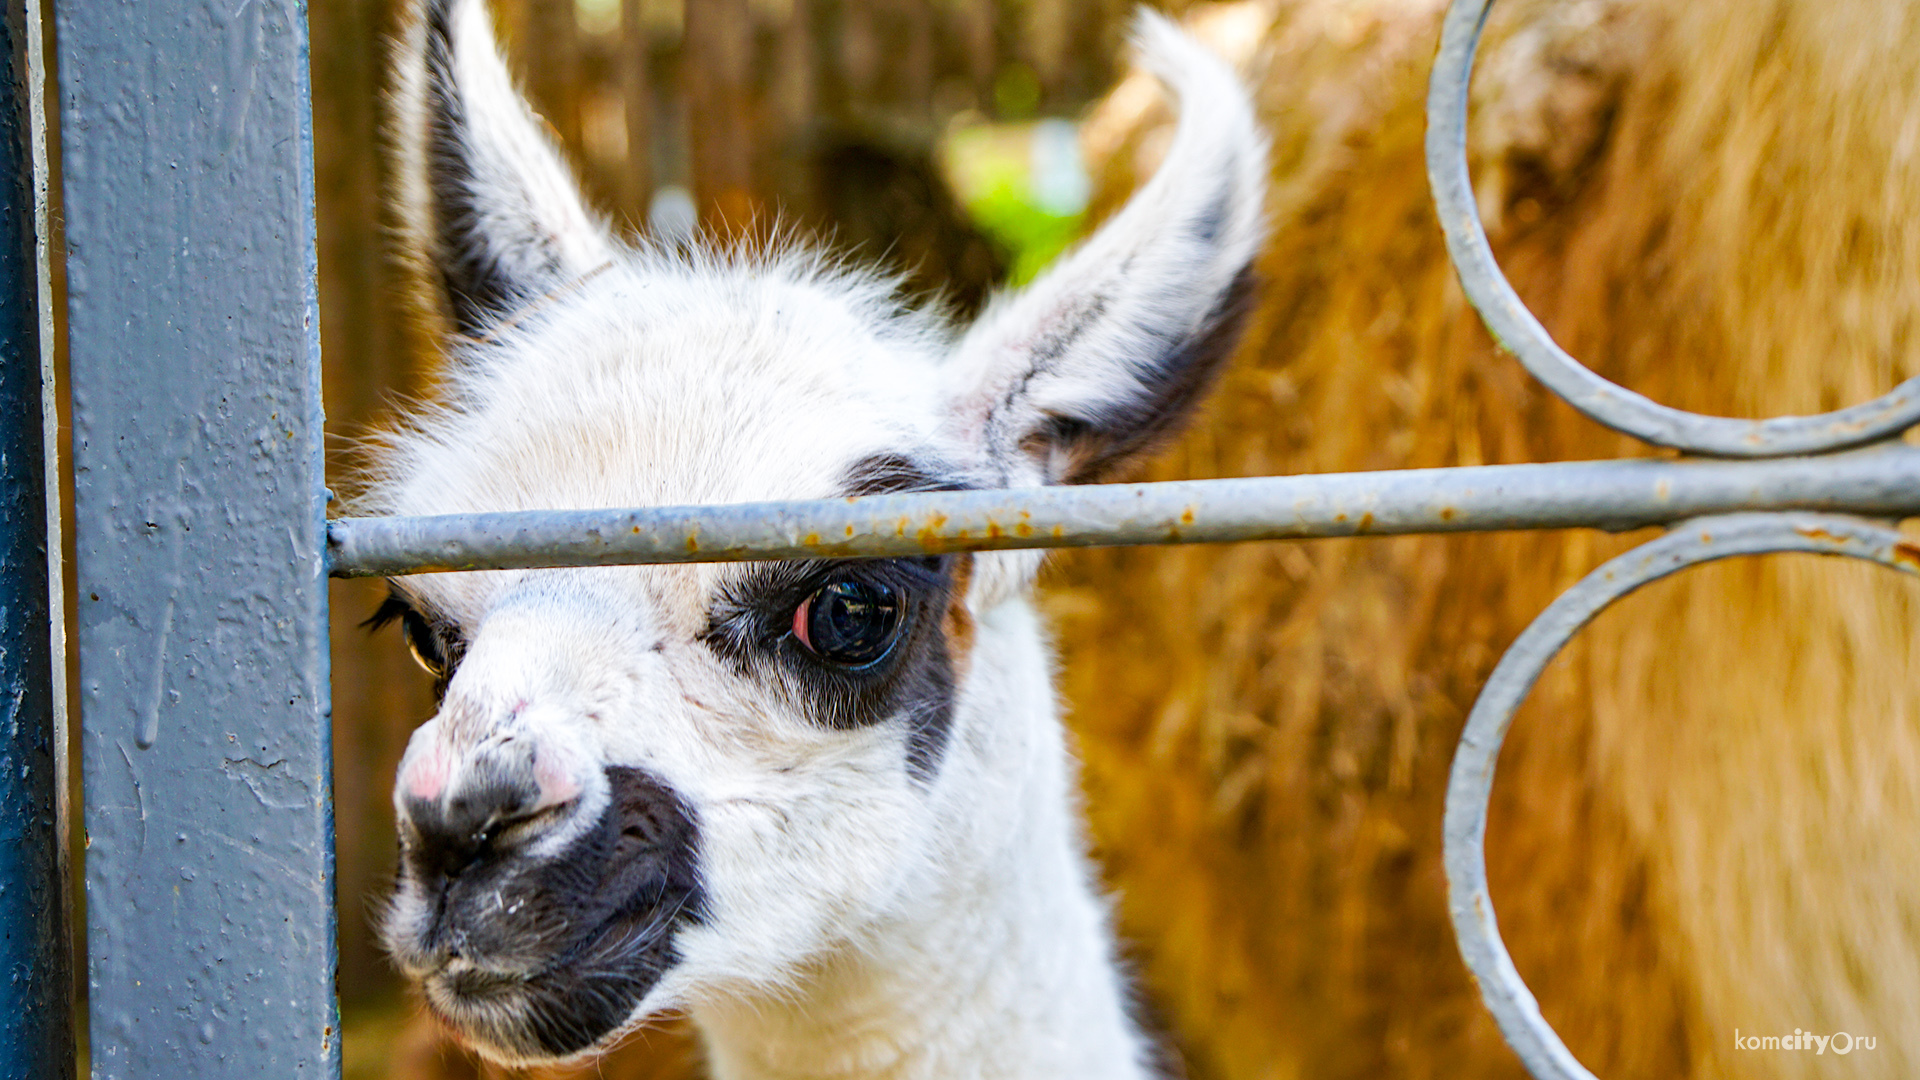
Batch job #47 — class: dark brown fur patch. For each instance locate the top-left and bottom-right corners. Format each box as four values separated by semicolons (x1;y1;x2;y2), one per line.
701;556;962;781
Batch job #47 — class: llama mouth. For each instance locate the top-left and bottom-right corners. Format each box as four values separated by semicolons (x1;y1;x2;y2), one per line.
425;893;696;1060
410;766;706;1060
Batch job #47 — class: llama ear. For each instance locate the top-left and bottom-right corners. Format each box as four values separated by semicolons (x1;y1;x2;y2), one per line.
945;12;1265;486
392;0;613;338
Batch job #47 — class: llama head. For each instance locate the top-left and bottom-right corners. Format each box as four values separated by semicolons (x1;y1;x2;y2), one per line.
367;0;1264;1064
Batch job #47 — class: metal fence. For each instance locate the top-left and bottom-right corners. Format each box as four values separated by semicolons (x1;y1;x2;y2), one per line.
1;0;1913;1075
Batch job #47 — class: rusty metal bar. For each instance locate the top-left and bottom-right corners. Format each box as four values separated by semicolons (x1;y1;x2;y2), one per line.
327;445;1920;577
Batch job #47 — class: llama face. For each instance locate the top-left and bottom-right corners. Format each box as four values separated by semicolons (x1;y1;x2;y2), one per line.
368;0;1264;1065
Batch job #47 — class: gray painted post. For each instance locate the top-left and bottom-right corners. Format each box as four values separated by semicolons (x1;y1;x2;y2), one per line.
58;0;338;1075
0;0;70;1074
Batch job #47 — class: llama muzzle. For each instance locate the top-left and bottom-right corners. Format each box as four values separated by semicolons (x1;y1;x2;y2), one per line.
385;762;705;1062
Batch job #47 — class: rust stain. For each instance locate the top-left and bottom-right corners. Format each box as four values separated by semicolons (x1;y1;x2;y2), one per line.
1357;512;1375;533
895;517;909;537
1795;525;1846;545
1334;512;1348;523
1015;522;1032;538
844;525;855;538
631;525;641;534
912;513;951;549
1894;540;1920;571
1051;524;1065;538
1439;506;1456;522
684;535;699;552
987;522;1004;539
1180;507;1195;525
804;533;821;547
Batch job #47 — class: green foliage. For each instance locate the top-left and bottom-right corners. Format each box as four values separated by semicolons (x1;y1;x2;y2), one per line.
965;179;1083;285
943;122;1086;285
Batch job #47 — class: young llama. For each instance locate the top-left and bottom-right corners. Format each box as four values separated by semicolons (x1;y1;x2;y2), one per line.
365;0;1265;1074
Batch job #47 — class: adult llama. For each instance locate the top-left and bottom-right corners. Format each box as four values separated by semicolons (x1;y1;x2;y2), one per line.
1057;1;1920;1078
359;0;1264;1074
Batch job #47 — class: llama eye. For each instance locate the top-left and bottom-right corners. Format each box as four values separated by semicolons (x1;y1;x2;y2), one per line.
792;581;902;668
366;592;456;680
401;610;448;677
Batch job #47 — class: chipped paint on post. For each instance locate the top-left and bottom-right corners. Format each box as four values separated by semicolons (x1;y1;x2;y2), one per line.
0;0;71;1074
59;0;338;1074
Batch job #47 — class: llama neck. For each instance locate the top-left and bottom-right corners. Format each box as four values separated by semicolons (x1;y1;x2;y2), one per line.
694;836;1149;1080
693;602;1150;1080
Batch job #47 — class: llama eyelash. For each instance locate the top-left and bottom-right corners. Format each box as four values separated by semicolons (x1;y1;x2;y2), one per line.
366;587;469;694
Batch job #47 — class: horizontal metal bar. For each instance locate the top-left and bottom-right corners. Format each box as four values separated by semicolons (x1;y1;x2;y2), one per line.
327;444;1920;577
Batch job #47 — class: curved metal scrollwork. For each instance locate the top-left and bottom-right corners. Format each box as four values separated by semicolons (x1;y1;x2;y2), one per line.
1426;0;1920;459
1428;3;1920;1077
1442;514;1919;1080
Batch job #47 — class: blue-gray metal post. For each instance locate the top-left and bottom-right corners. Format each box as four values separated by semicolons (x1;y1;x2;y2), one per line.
58;0;338;1074
0;0;69;1073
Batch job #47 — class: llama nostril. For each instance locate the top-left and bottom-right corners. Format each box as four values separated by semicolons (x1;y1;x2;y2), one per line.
402;741;453;802
396;727;594;884
530;748;583;810
404;773;581;882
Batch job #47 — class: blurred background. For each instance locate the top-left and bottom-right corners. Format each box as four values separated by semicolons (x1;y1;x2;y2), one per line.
289;0;1920;1077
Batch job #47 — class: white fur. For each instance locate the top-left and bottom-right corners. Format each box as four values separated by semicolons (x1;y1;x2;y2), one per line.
368;3;1266;1076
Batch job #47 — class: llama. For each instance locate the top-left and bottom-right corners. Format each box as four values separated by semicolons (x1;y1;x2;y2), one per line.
363;0;1265;1073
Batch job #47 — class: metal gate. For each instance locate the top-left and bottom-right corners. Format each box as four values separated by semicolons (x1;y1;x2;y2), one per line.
1;0;1913;1075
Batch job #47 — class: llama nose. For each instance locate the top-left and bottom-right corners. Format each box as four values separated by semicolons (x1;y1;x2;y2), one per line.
399;735;585;880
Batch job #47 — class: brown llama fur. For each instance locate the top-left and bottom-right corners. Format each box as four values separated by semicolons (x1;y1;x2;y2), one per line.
1051;0;1920;1077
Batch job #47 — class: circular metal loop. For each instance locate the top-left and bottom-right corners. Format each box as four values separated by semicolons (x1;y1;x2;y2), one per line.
1443;513;1920;1080
1426;0;1920;458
